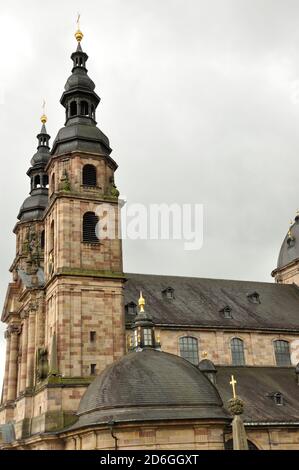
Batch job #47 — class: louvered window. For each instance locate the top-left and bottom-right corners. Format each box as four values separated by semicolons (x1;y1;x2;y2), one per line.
83;212;99;243
83;165;97;187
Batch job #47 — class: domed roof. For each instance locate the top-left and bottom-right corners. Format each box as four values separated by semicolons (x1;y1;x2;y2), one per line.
277;219;299;269
64;70;95;92
51;121;112;157
30;147;50;167
17;189;48;221
69;349;229;431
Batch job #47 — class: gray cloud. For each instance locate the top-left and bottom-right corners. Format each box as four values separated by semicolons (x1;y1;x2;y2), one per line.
1;0;299;381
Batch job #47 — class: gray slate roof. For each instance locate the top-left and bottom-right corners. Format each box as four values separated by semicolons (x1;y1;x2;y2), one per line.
277;218;299;269
68;349;229;431
217;366;299;423
124;273;299;331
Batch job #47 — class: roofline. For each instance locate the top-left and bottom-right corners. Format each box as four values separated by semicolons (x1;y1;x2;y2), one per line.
126;322;299;334
125;272;279;286
271;257;299;277
244;421;299;427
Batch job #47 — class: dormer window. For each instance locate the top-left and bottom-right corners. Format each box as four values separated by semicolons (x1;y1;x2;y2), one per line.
125;302;137;315
220;306;233;319
287;236;296;248
247;292;260;304
267;392;284;406
274;392;284;405
162;287;175;300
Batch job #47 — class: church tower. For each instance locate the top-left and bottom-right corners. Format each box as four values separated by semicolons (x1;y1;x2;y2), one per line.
0;24;125;440
43;24;125;380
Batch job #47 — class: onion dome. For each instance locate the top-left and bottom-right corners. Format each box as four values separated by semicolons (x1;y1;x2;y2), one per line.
17;115;50;222
51;28;112;157
69;349;229;431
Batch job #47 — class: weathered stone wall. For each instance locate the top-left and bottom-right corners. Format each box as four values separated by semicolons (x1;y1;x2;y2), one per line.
126;329;299;366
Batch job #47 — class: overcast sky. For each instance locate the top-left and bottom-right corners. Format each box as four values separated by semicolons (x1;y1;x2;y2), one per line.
1;0;299;383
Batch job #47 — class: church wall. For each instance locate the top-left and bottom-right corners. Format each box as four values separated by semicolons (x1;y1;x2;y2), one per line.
44;197;122;276
45;276;125;378
274;264;299;286
139;329;299;366
244;428;299;450
62;422;226;450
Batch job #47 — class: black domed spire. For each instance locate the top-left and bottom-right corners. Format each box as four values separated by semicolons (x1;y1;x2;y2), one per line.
51;32;112;157
18;117;50;222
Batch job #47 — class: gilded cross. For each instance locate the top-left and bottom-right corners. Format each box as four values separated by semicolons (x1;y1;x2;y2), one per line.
42;99;46;115
77;13;81;29
230;374;237;399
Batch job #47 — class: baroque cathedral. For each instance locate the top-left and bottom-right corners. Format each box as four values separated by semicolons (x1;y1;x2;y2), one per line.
1;24;299;451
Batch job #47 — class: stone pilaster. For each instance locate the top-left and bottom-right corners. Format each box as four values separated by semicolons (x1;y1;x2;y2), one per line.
19;311;29;393
2;329;12;403
7;324;21;401
26;304;37;389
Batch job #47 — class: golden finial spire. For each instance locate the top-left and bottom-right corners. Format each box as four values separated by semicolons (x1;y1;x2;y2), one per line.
230;375;237;399
202;351;208;359
75;13;84;43
41;99;47;124
138;291;145;313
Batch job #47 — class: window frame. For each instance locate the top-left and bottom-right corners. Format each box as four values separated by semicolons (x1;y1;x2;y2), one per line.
230;337;246;366
179;336;199;366
273;339;291;366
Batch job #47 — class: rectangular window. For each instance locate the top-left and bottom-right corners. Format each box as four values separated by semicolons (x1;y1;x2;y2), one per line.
90;331;96;343
143;328;153;346
90;364;96;375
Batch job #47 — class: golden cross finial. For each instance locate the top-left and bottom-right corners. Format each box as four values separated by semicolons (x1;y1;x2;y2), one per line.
202;351;208;358
138;291;145;313
75;13;84;42
230;375;237;399
41;99;47;124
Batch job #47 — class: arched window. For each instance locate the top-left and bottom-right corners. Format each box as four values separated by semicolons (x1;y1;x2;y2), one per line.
179;337;199;365
83;212;99;243
34;175;41;188
43;175;49;188
70;101;77;117
83;164;97;187
231;338;245;365
91;104;95;119
274;340;291;366
80;101;89;116
225;439;259;450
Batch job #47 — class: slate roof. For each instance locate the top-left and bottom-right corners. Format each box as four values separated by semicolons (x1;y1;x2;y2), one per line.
124;273;299;331
217;366;299;424
277;218;299;270
67;349;229;431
